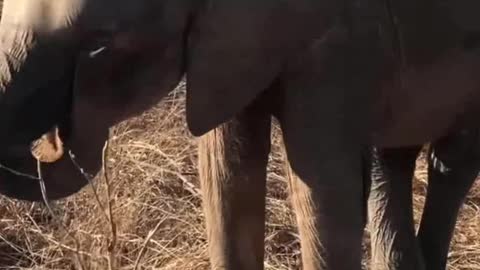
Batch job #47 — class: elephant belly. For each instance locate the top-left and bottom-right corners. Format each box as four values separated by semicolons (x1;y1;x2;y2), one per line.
372;49;480;148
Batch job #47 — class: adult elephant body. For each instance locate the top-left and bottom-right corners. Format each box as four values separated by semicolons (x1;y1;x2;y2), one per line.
0;0;479;269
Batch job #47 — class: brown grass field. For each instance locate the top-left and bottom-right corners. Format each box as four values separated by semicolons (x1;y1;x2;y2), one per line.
0;83;479;269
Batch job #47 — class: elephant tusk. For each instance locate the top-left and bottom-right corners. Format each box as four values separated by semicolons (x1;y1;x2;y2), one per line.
89;46;107;58
30;126;64;163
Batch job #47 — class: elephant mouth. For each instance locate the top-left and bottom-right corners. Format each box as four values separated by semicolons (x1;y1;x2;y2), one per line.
3;91;74;167
0;99;108;201
4;119;71;165
30;125;65;163
0;43;110;200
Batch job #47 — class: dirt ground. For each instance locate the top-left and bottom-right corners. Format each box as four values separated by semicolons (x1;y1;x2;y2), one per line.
0;84;479;269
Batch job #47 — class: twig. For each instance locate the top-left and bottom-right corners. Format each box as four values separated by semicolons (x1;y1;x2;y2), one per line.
0;162;39;180
68;149;110;222
68;139;117;269
102;139;118;270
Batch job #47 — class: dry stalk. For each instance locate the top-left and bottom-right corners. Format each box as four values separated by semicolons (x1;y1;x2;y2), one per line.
133;216;169;270
127;160;201;197
35;159;86;270
68;139;118;270
68;150;109;222
0;162;40;180
102;139;118;270
0;160;87;269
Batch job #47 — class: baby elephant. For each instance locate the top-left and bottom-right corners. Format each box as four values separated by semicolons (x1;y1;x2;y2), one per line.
367;128;480;270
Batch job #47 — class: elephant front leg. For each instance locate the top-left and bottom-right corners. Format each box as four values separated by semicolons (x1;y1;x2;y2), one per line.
283;152;365;270
198;102;271;270
278;86;367;270
274;20;384;269
367;146;424;270
417;130;480;270
280;118;366;270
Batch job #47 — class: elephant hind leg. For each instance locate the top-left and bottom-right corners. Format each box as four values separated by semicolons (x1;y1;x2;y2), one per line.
367;146;424;270
198;100;271;270
418;130;480;270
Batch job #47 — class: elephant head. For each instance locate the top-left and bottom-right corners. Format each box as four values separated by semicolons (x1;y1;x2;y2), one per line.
0;0;323;201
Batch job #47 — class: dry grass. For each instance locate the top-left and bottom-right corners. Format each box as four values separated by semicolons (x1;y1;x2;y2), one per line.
0;83;479;269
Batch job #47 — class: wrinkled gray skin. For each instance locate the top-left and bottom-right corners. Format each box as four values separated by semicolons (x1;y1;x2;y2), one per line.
368;128;480;270
1;0;480;269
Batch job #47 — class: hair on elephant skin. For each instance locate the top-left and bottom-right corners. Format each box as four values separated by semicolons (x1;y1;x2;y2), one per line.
1;0;480;269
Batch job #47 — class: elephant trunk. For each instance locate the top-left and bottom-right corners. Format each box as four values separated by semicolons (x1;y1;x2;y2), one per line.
0;1;110;201
0;23;75;149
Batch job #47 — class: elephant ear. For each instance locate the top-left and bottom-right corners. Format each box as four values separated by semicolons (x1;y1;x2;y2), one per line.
185;0;322;136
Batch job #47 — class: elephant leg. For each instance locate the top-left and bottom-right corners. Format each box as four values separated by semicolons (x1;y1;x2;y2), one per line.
277;80;369;269
273;20;383;269
367;146;424;270
280;112;365;270
198;100;271;270
417;130;480;270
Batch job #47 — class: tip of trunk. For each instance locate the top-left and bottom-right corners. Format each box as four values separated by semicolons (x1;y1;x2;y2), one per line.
30;126;64;163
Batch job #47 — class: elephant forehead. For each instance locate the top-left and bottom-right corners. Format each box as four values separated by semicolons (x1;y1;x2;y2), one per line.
1;0;83;32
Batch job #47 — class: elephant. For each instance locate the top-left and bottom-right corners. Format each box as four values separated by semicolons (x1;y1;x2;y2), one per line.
0;0;480;270
367;128;480;270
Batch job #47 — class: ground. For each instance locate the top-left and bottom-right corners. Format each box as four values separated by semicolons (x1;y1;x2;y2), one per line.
0;84;479;269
